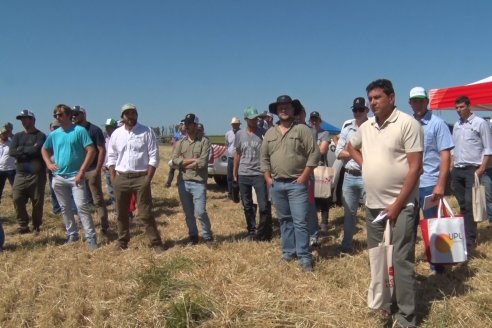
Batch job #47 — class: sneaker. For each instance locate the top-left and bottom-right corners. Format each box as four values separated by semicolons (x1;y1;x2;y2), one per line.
87;239;98;251
17;226;30;234
65;235;79;244
32;227;41;236
282;254;296;262
300;262;313;272
335;246;353;256
204;237;217;249
309;236;320;248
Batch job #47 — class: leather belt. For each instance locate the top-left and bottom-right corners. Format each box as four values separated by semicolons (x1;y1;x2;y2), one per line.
116;171;147;178
346;169;362;176
274;177;297;183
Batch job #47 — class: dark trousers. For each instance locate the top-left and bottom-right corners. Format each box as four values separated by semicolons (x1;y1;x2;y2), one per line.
238;174;272;240
113;173;162;247
227;157;234;196
451;166;482;248
0;170;15;204
85;170;109;230
13;172;46;229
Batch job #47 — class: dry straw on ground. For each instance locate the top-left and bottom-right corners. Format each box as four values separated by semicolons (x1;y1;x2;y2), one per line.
1;145;491;327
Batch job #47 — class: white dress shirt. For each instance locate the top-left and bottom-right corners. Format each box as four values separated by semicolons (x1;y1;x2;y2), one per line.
107;123;159;172
0;140;16;171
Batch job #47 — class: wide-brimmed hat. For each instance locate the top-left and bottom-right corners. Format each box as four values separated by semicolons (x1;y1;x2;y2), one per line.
244;107;259;120
121;103;137;117
269;95;302;115
231;117;241;124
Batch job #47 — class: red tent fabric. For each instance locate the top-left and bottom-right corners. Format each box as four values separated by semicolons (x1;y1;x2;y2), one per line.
429;77;492;110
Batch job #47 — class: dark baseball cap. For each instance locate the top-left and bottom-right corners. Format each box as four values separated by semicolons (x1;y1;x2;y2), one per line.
309;111;321;119
351;97;367;110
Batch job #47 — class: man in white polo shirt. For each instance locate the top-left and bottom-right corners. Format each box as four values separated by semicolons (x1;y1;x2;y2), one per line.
348;79;423;327
107;103;164;251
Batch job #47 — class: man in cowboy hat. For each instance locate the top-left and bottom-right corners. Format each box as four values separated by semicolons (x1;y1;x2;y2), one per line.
261;95;320;272
225;117;241;199
107;103;165;251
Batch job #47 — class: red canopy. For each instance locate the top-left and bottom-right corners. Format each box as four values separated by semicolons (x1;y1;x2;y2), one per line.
429;76;492;110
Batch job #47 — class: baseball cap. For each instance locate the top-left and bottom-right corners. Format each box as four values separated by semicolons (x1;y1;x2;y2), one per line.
244;107;259;120
183;113;199;124
105;118;118;127
309;111;321;119
409;86;428;99
121;103;137;117
16;109;35;120
72;105;86;114
351;97;368;110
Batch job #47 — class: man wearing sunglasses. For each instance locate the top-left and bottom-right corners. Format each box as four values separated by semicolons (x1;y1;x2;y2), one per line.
72;106;109;235
42;104;98;250
9;110;47;235
334;97;369;254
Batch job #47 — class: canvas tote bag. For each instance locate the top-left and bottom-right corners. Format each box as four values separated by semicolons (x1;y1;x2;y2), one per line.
420;198;468;264
313;165;333;199
472;173;487;222
367;220;394;309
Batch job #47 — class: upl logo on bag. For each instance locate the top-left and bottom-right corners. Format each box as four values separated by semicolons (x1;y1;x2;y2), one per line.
385;266;394;288
434;232;464;253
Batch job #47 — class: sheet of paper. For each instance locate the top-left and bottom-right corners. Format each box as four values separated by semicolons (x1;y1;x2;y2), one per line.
372;211;387;224
422;194;439;211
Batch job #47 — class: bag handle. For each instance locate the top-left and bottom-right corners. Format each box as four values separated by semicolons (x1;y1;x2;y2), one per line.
437;198;455;219
381;219;392;246
474;172;481;187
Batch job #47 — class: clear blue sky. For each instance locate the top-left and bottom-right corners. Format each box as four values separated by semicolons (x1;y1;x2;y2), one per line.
1;0;491;135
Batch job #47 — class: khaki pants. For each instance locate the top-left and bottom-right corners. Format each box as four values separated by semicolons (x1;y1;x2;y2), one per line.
13;172;46;229
85;170;109;231
113;172;162;247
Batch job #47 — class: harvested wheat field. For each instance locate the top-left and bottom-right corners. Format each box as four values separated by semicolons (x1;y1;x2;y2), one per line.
1;144;491;328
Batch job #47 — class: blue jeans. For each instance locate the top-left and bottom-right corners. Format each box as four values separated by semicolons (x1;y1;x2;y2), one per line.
418;185;444;272
49;172;77;215
341;174;365;250
238;175;272;239
104;170;116;209
178;180;213;239
479;168;492;223
307;174;319;240
52;174;96;243
270;180;311;265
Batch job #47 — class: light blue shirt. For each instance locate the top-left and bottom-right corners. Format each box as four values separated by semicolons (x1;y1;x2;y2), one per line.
453;113;492;167
415;110;454;188
335;119;361;171
43;124;94;177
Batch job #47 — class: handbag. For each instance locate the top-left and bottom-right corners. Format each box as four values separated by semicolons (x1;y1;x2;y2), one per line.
472;173;487;222
367;219;394;310
420;198;467;264
313;165;333;199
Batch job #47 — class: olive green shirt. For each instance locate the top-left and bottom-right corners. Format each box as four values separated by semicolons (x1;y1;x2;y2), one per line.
261;123;320;179
171;136;210;183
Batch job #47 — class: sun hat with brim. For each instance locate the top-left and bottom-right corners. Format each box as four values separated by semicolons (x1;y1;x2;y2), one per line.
269;95;302;115
409;86;428;99
121;103;137;117
16;109;35;120
244;107;259;120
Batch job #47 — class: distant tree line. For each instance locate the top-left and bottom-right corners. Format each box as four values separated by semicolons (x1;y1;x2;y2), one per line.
151;125;177;144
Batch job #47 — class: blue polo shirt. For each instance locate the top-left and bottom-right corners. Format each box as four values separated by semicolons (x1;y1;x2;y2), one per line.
453;113;492;168
415;111;454;188
43;124;94;177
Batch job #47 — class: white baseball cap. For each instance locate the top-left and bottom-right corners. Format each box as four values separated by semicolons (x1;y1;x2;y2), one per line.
409;86;428;99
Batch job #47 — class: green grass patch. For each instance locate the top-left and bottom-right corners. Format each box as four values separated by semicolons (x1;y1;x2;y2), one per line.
137;257;193;300
207;135;225;145
166;294;215;328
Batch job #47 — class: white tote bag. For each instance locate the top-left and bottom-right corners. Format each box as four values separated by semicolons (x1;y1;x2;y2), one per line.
472;173;487;222
367;220;394;310
313;165;333;199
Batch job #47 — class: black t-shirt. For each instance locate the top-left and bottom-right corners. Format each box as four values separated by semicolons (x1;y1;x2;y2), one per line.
83;122;105;171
